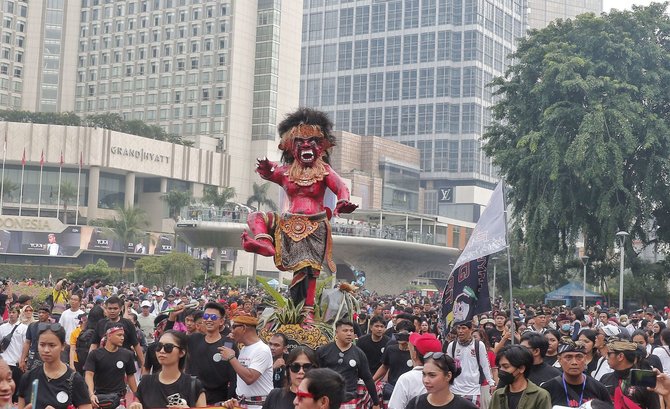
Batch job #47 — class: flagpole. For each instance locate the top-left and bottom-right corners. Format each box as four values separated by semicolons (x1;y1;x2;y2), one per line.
18;149;25;217
501;178;515;343
56;152;62;220
37;151;44;217
75;152;81;225
0;135;6;216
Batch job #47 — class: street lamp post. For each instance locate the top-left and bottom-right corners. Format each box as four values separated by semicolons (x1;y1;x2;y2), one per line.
616;231;629;309
491;256;499;303
581;256;589;307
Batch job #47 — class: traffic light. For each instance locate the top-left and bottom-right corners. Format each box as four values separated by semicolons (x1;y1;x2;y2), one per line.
202;257;211;274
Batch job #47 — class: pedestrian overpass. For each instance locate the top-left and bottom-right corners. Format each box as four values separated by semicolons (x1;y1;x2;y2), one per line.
175;208;472;294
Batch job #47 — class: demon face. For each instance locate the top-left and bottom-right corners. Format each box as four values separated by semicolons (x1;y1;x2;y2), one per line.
292;137;325;167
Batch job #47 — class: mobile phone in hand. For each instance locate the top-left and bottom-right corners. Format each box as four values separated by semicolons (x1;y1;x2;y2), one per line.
630;369;657;388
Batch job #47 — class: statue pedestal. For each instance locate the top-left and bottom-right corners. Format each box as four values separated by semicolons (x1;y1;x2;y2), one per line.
260;323;330;351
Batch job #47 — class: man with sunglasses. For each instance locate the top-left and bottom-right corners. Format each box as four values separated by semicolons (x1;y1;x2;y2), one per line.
84;324;138;407
181;302;238;405
540;337;611;407
218;315;273;409
316;319;380;409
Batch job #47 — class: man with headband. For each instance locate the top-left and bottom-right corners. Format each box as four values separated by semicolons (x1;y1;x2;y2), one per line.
84;324;138;407
600;339;660;409
541;337;611;407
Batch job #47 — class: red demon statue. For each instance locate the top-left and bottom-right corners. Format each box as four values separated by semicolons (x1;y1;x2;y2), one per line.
241;108;357;312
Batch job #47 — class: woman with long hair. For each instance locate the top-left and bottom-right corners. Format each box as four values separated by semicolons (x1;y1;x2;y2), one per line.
260;346;318;409
651;322;666;348
578;329;599;375
129;330;206;408
411;352;477;409
17;323;92;409
543;329;560;367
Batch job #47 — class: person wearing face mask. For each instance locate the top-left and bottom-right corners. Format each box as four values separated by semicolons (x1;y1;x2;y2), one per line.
557;314;572;338
489;345;551;409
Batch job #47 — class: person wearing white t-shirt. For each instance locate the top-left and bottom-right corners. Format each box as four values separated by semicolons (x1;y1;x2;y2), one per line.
219;315;273;409
58;293;83;343
0;306;27;402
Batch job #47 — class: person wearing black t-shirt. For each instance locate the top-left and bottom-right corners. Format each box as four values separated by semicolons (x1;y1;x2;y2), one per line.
600;339;660;409
89;296;145;368
316;320;380;409
269;333;288;388
487;312;507;347
182;302;237;404
540;338;611;407
519;332;561;386
18;323;91;409
262;346;318;409
374;322;414;401
357;316;390;374
405;352;477;409
130;330;206;409
84;324;137;406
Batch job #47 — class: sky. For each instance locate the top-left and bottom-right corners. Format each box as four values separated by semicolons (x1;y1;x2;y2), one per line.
604;0;655;12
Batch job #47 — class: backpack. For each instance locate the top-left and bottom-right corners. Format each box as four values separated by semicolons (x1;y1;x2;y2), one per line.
450;339;486;383
75;328;96;366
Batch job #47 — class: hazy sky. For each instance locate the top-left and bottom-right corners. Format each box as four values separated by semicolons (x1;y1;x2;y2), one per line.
604;0;655;12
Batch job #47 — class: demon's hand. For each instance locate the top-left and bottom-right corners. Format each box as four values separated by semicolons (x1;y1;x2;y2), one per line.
256;157;276;180
335;199;358;216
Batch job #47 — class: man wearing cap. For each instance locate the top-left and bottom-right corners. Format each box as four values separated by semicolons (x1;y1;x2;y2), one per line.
219;315;272;409
19;304;53;371
446;320;495;407
137;300;156;344
387;332;442;409
556;313;572;338
84;324;138;407
541;337;611;407
151;291;168;314
528;309;547;334
600;339;660;409
591;324;620;381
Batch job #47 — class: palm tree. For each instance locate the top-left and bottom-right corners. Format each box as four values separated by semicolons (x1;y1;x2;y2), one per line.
161;190;192;221
246;182;277;211
0;177;18;201
59;181;78;224
203;186;236;209
91;206;149;272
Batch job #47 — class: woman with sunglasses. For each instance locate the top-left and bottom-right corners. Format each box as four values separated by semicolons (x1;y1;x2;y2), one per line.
130;330;206;408
19;306;34;326
17;323;92;409
261;346;318;409
411;352;478;409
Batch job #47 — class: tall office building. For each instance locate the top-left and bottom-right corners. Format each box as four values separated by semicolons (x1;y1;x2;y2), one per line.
0;0;304;199
300;0;526;222
527;0;602;30
300;0;601;222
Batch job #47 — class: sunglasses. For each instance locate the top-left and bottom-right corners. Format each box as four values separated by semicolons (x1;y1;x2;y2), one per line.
289;363;314;373
423;352;446;360
203;313;220;321
38;323;63;333
295;390;314;402
156;342;181;353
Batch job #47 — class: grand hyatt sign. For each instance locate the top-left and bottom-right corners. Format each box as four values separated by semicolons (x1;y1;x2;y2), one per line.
110;146;170;164
0;217;53;231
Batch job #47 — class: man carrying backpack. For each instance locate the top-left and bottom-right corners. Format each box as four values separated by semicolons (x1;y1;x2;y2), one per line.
446;320;495;407
71;313;94;375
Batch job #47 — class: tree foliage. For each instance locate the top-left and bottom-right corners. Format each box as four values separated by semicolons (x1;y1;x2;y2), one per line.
202;186;236;208
484;4;670;284
135;252;201;287
0;110;192;146
246;182;277;211
59;181;78;225
90;206;149;272
162;190;192;220
67;259;114;283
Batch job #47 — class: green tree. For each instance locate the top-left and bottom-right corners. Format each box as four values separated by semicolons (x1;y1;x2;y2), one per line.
484;4;670;286
246;182;277;211
67;259;114;283
90;206;149;273
202;186;236;209
0;177;18;200
162;190;192;220
135;252;201;286
59;181;78;225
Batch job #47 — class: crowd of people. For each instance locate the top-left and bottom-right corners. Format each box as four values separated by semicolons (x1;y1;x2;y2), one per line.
1;278;670;409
